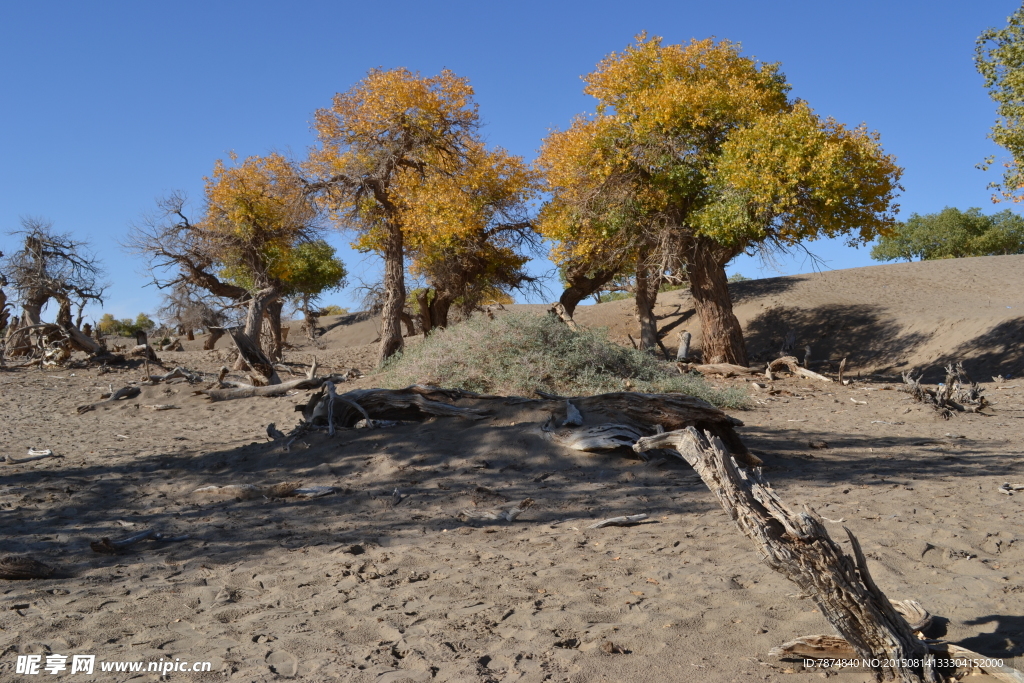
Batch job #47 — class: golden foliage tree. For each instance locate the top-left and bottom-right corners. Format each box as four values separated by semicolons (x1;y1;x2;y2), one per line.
307;68;538;364
539;35;903;364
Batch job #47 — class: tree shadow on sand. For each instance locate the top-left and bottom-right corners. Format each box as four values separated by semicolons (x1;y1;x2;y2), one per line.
743;303;933;369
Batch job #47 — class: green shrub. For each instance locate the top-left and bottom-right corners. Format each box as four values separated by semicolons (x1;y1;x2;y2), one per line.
377;311;746;408
319;304;348;316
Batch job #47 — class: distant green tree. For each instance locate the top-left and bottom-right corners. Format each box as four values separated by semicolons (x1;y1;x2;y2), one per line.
871;207;1024;261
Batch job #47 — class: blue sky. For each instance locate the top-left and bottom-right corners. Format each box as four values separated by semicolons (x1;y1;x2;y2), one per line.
0;0;1018;320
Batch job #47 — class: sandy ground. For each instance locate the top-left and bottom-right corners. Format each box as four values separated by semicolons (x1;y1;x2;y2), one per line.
2;256;1024;682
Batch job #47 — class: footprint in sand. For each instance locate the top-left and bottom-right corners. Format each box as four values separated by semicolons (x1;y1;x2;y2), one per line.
265;650;298;678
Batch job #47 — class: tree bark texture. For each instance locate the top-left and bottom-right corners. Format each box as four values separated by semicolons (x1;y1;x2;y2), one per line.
416;290;432;336
558;263;621;318
266;299;283;361
234;286;278;370
633;428;931;683
634;258;660;352
204;328;225;351
687;238;747;365
377;223;406;365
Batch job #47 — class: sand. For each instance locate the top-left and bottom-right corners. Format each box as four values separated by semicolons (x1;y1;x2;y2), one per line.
1;255;1023;682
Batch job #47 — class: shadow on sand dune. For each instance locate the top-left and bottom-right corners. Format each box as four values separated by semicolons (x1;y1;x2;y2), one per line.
728;275;806;305
743;303;933;370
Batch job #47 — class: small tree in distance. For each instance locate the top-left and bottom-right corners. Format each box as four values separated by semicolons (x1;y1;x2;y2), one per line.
871;207;1024;262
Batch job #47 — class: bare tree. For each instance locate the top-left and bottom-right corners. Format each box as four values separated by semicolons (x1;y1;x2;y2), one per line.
3;218;106;327
156;282;229;344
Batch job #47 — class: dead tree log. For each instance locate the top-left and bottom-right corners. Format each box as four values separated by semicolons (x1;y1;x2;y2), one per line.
76;386;141;413
200;375;348;402
0;556;55;580
679;362;760;377
634;428;931;682
301;385;488;430
768;355;833;383
676;331;691;361
569;392;759;466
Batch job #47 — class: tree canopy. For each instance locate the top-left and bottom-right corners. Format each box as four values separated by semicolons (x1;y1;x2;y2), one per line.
307;67;538;363
871;206;1024;262
539;35;902;364
977;4;1024;202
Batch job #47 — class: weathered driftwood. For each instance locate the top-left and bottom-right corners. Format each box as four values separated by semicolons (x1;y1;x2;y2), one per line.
143;366;200;384
676;330;692;361
200;375;346;402
680;362;759;377
5;449;58;464
587;513;649;528
129;344;160;361
568;392;758;466
543;423;646;452
460;498;534;522
302;385;488;430
768;355;833;383
0;556;55;580
634;427;930;682
225;326;279;385
76;386;141;414
90;529;189;554
769;634;856;659
562;400;583;426
933;644;1024;682
901;362;987;419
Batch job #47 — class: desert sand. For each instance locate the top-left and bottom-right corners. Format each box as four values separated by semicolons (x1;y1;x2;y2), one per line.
2;255;1023;682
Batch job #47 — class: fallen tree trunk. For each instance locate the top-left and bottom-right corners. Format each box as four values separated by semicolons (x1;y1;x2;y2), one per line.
569;392;759;466
768;355;833;383
200;374;348;402
634;427;931;682
679;362;760;377
302;385;488;430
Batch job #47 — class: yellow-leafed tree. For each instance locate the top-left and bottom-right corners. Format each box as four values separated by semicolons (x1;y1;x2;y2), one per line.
307;68;538;364
539;35;903;364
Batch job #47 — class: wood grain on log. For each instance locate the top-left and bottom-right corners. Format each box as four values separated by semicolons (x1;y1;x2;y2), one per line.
570;392;758;466
634;427;930;682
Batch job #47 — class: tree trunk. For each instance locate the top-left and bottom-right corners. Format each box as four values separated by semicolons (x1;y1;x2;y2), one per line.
429;292;454;330
186;329;194;341
377;223;406;366
416;289;433;336
233;286;278;370
55;294;73;329
21;294;46;327
558;265;620;318
265;299;283;361
687;239;747;365
634;261;660;352
204;328;225;350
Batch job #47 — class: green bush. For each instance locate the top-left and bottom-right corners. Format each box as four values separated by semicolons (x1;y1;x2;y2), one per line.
319;305;348;316
377;311;746;408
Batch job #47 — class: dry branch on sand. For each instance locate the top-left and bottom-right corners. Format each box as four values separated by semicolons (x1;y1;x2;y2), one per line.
632;426;1020;682
89;529;189;554
902;361;988;419
460;498;535;522
76;386;141;414
767;355;834;383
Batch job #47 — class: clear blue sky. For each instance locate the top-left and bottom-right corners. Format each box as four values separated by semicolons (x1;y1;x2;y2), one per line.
0;0;1018;320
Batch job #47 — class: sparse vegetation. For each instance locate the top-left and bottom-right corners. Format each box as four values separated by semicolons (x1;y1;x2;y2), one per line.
377;311;746;407
319;305;348;316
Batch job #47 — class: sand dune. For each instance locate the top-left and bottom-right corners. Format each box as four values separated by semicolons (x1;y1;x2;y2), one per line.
2;256;1023;682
